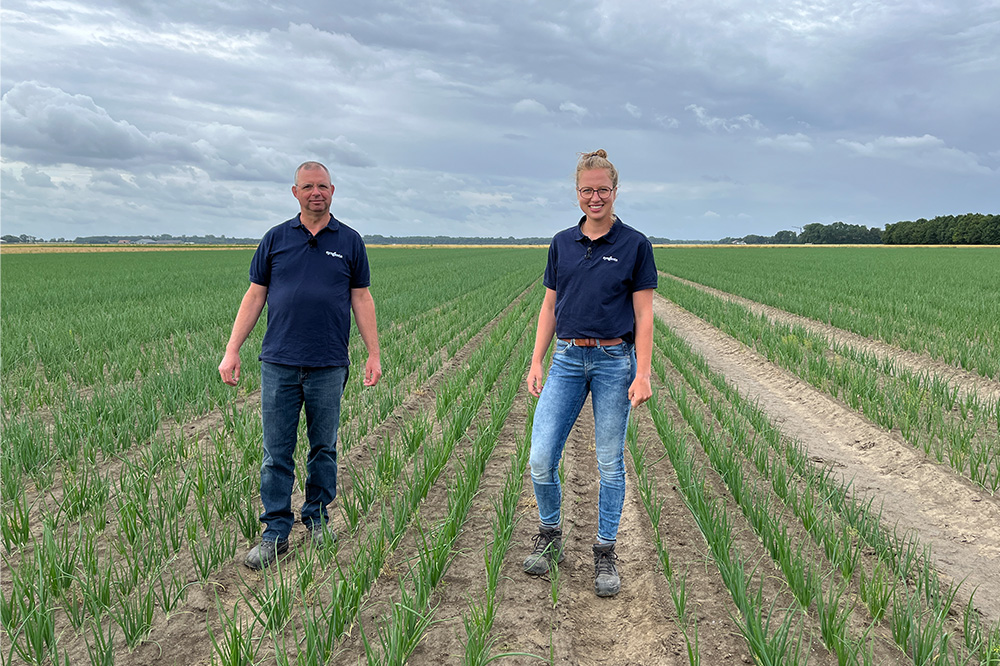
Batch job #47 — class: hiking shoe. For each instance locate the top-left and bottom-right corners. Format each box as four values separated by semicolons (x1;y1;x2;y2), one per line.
308;522;336;547
593;543;620;597
523;526;565;575
244;538;288;570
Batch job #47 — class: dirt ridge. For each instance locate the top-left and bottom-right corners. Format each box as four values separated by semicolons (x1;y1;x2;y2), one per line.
661;271;1000;403
652;293;1000;625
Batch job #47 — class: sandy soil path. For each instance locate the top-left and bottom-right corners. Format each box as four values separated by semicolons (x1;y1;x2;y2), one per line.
661;271;1000;403
652;293;1000;625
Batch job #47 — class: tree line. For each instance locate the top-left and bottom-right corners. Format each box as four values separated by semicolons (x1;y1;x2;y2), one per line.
721;221;883;245
4;215;996;247
882;214;999;245
723;214;998;245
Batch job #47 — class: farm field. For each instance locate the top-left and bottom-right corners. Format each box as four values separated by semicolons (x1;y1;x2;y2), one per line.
2;245;999;665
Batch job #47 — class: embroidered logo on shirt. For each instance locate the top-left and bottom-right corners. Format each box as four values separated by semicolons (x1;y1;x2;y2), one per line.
603;255;619;262
326;251;343;259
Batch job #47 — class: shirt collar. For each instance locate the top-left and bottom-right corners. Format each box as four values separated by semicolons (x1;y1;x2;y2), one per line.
292;213;340;234
574;215;621;244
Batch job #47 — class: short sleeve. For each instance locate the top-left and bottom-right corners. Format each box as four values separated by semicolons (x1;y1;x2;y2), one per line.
249;235;271;286
632;238;658;291
542;240;558;290
350;236;371;289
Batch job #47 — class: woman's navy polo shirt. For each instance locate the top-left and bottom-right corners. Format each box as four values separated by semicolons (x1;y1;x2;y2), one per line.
249;214;370;367
543;216;658;341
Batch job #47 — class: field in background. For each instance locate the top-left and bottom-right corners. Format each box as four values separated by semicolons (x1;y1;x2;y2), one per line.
2;246;999;665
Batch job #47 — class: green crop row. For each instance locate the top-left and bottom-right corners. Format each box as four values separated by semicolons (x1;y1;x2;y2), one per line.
0;248;544;491
655;275;1000;491
644;314;1000;665
0;247;546;665
654;247;1000;381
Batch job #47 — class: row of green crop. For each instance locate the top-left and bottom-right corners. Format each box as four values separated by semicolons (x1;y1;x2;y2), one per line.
0;248;545;405
0;249;544;500
359;311;535;664
654;247;1000;380
655;276;1000;492
461;401;535;665
635;315;1000;665
0;271;544;666
209;278;540;665
1;249;546;665
625;420;701;665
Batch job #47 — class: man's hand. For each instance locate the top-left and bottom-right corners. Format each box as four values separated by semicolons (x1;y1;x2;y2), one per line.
219;350;241;386
363;356;382;386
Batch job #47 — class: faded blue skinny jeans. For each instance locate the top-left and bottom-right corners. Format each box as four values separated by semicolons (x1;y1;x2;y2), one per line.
259;361;348;542
529;340;636;543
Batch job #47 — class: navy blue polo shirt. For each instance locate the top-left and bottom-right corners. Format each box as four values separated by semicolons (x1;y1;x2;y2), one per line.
543;216;658;341
250;214;370;367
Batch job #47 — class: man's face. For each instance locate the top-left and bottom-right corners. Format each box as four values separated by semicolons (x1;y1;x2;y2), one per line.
292;168;333;216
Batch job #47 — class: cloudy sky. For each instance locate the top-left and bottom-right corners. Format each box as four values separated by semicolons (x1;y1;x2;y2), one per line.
2;0;998;241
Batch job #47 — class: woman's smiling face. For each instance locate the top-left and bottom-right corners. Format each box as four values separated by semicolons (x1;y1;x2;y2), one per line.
577;168;617;225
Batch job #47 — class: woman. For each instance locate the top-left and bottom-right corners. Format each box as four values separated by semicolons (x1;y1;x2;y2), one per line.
523;149;657;597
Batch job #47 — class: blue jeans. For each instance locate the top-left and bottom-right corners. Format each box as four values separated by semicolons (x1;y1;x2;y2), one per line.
259;362;348;541
529;340;636;543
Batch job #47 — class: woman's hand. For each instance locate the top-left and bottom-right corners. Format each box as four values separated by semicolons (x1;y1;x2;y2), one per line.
527;362;546;398
628;373;652;408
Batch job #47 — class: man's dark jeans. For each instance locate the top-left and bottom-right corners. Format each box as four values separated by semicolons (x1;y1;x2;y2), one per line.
259;361;348;541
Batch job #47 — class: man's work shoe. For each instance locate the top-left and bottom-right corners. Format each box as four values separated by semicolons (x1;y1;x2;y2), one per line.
593;543;620;597
244;538;289;570
523;526;565;575
308;523;336;547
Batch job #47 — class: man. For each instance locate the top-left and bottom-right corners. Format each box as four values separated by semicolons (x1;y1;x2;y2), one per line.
219;161;381;570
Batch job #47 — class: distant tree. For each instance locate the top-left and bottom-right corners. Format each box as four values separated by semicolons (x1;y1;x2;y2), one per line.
883;214;997;245
796;221;880;244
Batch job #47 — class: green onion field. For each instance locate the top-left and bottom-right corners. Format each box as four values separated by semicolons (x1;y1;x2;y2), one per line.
2;245;999;665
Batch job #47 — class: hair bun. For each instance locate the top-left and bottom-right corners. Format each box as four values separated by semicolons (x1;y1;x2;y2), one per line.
575;149;618;187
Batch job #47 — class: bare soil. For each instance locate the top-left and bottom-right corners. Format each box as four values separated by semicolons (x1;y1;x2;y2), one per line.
663;272;1000;403
651;293;1000;626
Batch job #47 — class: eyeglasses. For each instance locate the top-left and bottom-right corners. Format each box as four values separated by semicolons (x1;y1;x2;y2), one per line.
578;187;615;199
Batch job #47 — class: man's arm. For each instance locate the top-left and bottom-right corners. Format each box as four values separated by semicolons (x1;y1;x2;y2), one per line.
628;289;654;408
219;282;268;386
350;287;382;386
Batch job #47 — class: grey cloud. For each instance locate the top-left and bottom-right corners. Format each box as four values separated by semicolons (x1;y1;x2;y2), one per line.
21;166;56;188
2;82;154;163
686;104;764;133
757;133;814;153
559;102;588;118
2;0;998;241
837;135;993;174
303;137;377;169
513;99;549;115
0;82;291;181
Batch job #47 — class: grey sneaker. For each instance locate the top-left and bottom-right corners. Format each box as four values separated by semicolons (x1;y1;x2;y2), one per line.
244;538;288;570
308;522;336;547
593;543;620;597
523;526;565;575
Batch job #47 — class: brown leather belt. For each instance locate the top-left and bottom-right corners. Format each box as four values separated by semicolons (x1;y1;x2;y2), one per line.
560;337;623;347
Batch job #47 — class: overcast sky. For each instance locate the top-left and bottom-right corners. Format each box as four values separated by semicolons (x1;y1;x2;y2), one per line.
2;0;998;241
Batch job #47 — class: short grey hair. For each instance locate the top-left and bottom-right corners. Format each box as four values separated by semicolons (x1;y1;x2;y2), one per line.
294;161;330;184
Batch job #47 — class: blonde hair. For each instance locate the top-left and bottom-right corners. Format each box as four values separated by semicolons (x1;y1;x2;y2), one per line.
575;149;619;188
